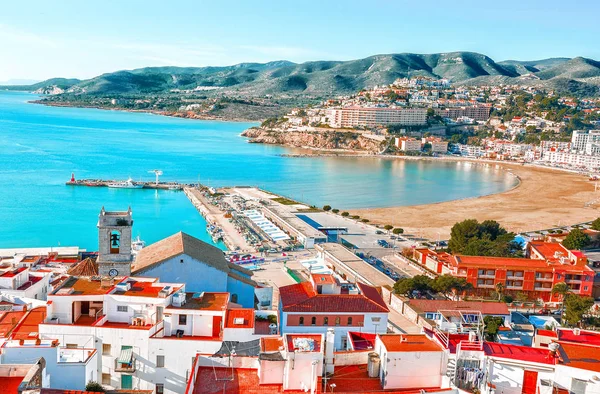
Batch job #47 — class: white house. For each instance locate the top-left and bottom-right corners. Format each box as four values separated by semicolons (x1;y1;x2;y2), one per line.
278;274;389;350
131;232;257;308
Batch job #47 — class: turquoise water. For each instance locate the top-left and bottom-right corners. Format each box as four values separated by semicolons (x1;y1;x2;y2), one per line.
0;91;517;250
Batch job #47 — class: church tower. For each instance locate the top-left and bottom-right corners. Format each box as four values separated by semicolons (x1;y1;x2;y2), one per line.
97;207;133;277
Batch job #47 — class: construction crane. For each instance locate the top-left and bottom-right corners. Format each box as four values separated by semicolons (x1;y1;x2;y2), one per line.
148;170;163;185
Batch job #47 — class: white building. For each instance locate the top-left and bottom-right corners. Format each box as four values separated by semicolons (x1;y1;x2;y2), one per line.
327;107;427;128
376;334;447;389
571;129;600;154
395;137;422;152
278;274;389;350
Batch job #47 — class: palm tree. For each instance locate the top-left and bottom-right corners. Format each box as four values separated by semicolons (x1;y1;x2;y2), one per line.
495;282;505;302
552;282;571;303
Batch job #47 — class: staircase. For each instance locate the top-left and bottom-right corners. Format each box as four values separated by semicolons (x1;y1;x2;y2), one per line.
446;356;457;382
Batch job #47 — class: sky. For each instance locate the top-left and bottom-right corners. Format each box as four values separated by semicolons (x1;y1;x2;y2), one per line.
1;0;598;82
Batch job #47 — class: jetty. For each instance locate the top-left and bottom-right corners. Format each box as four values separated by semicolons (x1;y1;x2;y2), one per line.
65;173;188;190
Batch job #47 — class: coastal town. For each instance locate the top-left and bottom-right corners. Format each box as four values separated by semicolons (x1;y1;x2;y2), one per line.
244;76;600;174
4;2;600;394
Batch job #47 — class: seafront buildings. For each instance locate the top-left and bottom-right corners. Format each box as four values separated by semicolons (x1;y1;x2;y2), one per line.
326;106;427;128
2;202;600;393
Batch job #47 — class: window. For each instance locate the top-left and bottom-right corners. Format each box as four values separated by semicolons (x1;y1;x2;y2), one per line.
299;317;304;326
179;315;187;325
102;373;111;385
335;317;340;326
311;317;316;326
117;305;128;312
156;355;165;368
102;343;111;355
323;317;328;326
478;269;485;276
231;294;238;303
66;343;78;349
156;383;164;394
507;270;513;277
347;317;353;326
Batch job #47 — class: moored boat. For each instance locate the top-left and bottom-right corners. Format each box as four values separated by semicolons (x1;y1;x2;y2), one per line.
108;178;143;189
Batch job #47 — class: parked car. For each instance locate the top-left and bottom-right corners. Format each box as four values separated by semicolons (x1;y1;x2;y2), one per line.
538;308;551;315
375;230;384;235
552;309;564;316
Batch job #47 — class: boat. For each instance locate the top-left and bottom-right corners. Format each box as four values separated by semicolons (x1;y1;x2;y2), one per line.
168;185;182;191
107;178;143;189
131;236;146;254
84;181;103;187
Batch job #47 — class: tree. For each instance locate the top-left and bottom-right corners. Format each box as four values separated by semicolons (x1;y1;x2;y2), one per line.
331;209;339;214
495;283;505;302
448;219;520;257
552;282;571;303
341;211;350;217
484;316;505;341
322;205;332;211
562;229;591;250
361;219;370;223
85;382;106;392
393;275;433;296
392;228;404;235
431;275;471;299
384;225;394;232
563;295;595;326
591;217;600;231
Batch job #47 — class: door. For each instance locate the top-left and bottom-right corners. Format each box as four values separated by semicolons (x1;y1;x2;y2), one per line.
121;374;132;390
81;301;90;315
156;306;164;322
521;370;538;394
212;316;222;337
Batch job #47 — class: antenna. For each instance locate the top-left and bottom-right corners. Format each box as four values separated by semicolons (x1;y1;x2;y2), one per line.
148;170;163;185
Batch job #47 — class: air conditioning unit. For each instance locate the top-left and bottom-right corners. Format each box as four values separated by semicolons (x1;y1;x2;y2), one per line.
115;282;131;292
233;317;245;325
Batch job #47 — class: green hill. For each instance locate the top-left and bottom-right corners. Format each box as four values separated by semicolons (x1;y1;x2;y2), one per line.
10;52;600;97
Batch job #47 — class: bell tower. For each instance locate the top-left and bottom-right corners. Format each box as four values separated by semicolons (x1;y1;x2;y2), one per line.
97;207;133;277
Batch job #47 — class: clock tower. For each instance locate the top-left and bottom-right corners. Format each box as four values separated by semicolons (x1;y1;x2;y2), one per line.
97;207;133;277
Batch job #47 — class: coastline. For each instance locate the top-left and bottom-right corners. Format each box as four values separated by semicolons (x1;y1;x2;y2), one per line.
29;100;259;123
350;161;598;240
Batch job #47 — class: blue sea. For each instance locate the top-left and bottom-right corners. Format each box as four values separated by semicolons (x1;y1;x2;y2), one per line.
0;91;516;250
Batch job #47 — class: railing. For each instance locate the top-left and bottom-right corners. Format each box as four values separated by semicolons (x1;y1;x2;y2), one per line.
115;361;136;373
433;326;449;348
535;276;553;281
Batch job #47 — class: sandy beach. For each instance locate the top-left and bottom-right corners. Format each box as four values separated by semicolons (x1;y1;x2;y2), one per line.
351;161;600;240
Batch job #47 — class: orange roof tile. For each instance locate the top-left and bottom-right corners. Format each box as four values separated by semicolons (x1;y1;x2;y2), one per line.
0;311;26;338
558;342;600;372
261;337;284;353
311;273;336;285
11;307;46;341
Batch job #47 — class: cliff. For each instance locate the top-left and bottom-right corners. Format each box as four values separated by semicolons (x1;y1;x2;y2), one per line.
241;128;385;152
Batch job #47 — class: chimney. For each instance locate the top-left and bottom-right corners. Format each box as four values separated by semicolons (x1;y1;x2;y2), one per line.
325;328;335;375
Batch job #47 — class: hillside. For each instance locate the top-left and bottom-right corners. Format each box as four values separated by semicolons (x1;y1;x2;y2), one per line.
7;52;600;97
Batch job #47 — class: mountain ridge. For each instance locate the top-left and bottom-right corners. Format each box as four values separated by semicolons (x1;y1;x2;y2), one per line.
5;52;600;97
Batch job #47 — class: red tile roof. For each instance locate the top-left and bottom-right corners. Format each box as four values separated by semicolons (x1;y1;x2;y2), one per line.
279;282;388;313
536;329;557;338
379;334;443;352
0;311;26;338
407;299;510;316
0;267;27;278
225;309;254;329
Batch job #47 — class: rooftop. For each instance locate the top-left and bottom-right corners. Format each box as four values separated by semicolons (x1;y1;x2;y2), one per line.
407;299;510;316
311;273;336;285
52;276;113;296
113;279;181;298
348;331;376;351
279;281;389;313
0;267;27;278
225;308;254;329
286;334;322;352
0;376;25;394
261;337;285;353
558;341;600;372
483;342;555;365
10;307;46;341
166;292;229;311
557;328;600;346
192;367;309;394
0;311;27;338
378;334;443;353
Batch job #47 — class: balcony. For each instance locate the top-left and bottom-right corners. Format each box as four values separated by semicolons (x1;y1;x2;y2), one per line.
506;275;524;280
534;287;552;292
535;276;553;282
477;284;495;288
477;274;496;279
114;346;135;373
506;285;523;290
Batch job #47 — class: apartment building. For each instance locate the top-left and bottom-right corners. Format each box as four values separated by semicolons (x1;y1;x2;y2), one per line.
327;107;427;128
278;274;389;350
434;105;491;122
446;241;594;303
395;137;422;152
571;129;600;154
422;137;449;153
